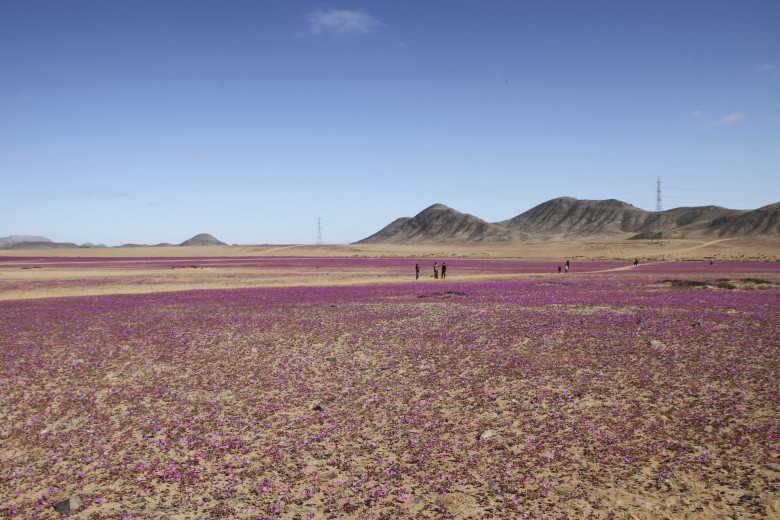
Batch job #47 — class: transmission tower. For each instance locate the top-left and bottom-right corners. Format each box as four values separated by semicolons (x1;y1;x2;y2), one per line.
316;217;323;245
651;177;666;245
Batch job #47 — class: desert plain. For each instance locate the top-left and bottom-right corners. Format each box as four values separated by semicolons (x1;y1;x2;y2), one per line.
0;239;778;519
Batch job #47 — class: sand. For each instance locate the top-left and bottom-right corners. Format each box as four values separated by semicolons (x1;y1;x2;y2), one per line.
1;238;777;302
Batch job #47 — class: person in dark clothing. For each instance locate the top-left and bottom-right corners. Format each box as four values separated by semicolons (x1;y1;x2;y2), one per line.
415;263;420;280
558;266;561;273
441;262;447;279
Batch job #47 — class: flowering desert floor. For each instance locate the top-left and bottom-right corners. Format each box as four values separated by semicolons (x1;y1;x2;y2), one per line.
0;253;778;519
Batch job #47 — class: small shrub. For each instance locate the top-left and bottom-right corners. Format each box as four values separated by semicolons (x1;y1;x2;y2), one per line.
667;279;709;288
740;278;772;285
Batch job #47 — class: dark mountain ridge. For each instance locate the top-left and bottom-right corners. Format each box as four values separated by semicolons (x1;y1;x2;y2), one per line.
357;204;528;244
357;197;779;243
500;197;649;237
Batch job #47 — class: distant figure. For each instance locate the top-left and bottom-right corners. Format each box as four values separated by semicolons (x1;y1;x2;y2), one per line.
441;262;447;279
565;264;569;273
634;258;639;267
433;262;439;279
415;263;420;280
558;266;561;273
710;260;714;265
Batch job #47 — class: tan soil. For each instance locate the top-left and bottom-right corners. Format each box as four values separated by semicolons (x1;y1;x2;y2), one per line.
1;239;777;301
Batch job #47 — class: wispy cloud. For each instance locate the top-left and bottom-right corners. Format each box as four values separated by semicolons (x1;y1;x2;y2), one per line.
306;9;380;35
720;113;745;123
81;190;133;199
146;197;176;207
756;63;775;73
709;112;746;126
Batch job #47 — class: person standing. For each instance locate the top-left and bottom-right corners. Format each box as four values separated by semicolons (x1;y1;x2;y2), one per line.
441;262;447;279
433;262;439;279
415;263;420;280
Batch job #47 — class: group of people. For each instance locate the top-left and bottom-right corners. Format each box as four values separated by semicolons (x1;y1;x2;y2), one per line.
415;262;446;280
414;257;656;279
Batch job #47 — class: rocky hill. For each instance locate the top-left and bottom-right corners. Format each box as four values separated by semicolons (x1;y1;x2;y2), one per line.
1;233;226;249
0;235;106;250
179;233;226;247
500;198;650;238
357;204;527;244
0;235;52;246
357;198;779;243
706;202;780;237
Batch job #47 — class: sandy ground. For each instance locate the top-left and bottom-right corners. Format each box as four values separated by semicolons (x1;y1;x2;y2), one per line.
1;238;777;301
1;237;778;262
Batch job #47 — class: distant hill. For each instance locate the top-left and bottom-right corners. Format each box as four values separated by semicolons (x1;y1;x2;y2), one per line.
357;198;779;243
0;235;106;250
179;233;226;247
0;235;52;246
357;204;527;244
0;233;226;249
2;241;80;250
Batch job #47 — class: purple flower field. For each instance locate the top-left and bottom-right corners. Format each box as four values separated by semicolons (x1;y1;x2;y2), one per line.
0;258;778;519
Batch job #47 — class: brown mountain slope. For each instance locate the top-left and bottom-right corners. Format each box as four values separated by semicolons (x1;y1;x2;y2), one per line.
500;197;650;238
706;202;780;237
628;205;744;239
356;204;526;244
662;205;742;228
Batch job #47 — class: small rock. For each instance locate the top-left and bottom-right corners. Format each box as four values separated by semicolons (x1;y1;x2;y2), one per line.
312;405;323;411
326;357;337;362
54;496;82;514
478;429;494;441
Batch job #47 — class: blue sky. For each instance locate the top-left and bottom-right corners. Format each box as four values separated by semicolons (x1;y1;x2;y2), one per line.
2;1;778;245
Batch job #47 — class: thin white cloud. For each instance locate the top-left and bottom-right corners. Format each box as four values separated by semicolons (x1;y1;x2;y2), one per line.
756;63;775;73
709;113;746;126
306;9;379;35
146;197;177;207
81;190;133;199
720;113;745;123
